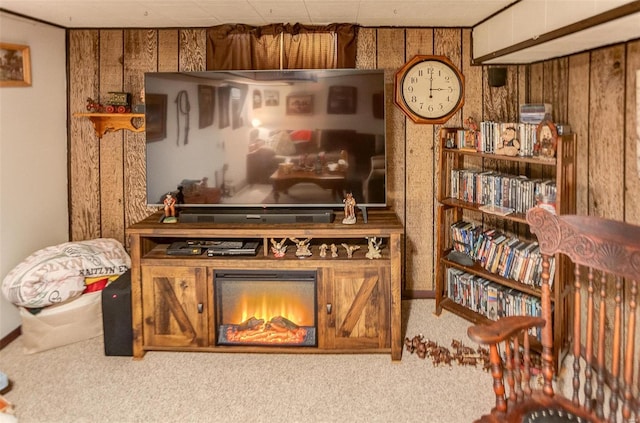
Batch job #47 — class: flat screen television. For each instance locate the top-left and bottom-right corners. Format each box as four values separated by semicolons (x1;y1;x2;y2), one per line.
144;69;386;216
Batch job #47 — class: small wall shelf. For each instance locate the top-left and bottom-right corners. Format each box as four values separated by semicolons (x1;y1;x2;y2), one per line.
74;112;145;138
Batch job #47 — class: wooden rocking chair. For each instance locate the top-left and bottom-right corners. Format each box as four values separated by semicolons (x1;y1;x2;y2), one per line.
468;207;640;423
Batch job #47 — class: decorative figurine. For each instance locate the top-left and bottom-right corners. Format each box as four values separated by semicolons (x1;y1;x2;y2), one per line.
162;193;177;223
341;243;360;258
342;192;357;225
330;243;338;258
365;237;383;259
319;243;328;258
495;126;521;157
463;116;479;151
290;237;312;258
270;238;288;258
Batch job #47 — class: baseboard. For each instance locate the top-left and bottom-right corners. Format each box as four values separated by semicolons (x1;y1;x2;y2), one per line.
0;327;21;351
402;290;434;300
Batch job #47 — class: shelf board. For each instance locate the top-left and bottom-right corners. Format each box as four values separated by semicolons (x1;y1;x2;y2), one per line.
440;198;528;223
441;256;545;299
440;298;543;352
442;147;557;166
74;112;145;137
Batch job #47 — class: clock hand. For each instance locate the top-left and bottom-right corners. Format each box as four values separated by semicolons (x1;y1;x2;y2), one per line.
429;75;433;98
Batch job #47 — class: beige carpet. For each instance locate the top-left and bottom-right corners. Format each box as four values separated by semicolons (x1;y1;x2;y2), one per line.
0;299;495;423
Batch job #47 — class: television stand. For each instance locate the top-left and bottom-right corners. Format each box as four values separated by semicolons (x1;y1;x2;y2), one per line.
126;209;404;360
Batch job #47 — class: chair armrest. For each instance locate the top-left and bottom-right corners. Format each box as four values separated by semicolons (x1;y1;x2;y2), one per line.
467;316;546;345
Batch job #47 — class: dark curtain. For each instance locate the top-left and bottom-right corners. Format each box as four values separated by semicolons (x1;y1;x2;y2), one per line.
206;23;358;70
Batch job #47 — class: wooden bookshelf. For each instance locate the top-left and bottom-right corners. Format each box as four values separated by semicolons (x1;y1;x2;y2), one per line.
434;127;576;363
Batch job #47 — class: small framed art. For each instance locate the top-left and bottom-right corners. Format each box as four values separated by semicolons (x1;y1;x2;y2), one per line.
0;43;31;87
198;85;215;129
286;94;313;115
327;86;357;114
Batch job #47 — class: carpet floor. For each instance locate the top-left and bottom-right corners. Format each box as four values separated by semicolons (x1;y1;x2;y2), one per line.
0;299;495;423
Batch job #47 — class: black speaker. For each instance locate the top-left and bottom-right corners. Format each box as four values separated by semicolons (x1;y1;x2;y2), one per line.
488;67;507;87
101;269;133;356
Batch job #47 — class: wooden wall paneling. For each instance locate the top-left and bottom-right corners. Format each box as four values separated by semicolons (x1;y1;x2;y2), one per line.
404;28;434;293
567;52;590;216
542;59;569;125
463;28;484;141
123;30;158;230
375;28;406;288
623;40;640;370
518;65;528;106
376;28;406;217
179;29;207;71
434;28;463;128
98;30;125;244
68;30;101;241
588;45;626;220
355;27;376;69
158;30;179;71
529;62;544;103
624;40;640;225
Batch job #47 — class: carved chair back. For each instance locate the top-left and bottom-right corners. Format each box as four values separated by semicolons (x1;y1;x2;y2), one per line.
468;207;640;423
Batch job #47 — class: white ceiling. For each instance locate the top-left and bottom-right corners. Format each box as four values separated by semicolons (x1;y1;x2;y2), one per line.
0;0;638;64
0;0;514;28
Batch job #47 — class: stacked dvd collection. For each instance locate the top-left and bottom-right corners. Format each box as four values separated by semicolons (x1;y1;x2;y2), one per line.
478;121;539;156
450;169;556;214
450;220;556;289
446;267;542;340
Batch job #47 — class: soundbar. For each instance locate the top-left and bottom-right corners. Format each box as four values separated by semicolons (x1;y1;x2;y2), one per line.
178;208;335;224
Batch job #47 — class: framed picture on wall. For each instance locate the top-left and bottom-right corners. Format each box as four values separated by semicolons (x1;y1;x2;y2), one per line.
0;42;31;87
327;86;357;114
253;89;262;109
145;94;168;142
198;85;215;129
218;86;230;129
286;94;313;115
264;90;279;106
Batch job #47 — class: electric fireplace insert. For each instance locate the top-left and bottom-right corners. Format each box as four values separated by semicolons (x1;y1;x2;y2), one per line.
214;270;317;347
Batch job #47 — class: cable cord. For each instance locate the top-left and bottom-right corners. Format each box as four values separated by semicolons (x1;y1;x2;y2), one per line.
175;90;190;145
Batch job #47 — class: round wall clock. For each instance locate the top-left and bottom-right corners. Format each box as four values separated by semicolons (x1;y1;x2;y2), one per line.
394;55;465;124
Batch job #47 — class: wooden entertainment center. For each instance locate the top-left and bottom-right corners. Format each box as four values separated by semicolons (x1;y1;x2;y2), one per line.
127;209;404;360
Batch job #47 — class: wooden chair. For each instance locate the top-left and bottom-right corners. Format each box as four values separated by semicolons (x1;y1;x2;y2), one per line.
468;207;640;423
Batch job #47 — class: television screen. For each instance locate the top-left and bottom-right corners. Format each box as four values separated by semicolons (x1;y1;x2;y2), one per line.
144;69;386;210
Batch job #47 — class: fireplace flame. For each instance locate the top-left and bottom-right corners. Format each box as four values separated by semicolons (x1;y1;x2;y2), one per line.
233;291;313;327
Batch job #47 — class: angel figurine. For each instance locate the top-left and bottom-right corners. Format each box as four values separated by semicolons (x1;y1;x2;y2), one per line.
319;243;328;258
290;237;312;258
365;237;383;259
270;238;287;258
342;192;357;224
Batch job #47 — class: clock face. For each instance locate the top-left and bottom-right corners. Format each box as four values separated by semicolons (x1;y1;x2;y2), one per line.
395;55;464;124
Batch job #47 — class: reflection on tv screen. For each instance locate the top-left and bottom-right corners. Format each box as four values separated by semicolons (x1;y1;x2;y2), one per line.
144;69;387;208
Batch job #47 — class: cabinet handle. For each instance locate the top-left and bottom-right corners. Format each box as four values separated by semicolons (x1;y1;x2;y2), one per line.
197;303;204;313
326;303;332;314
